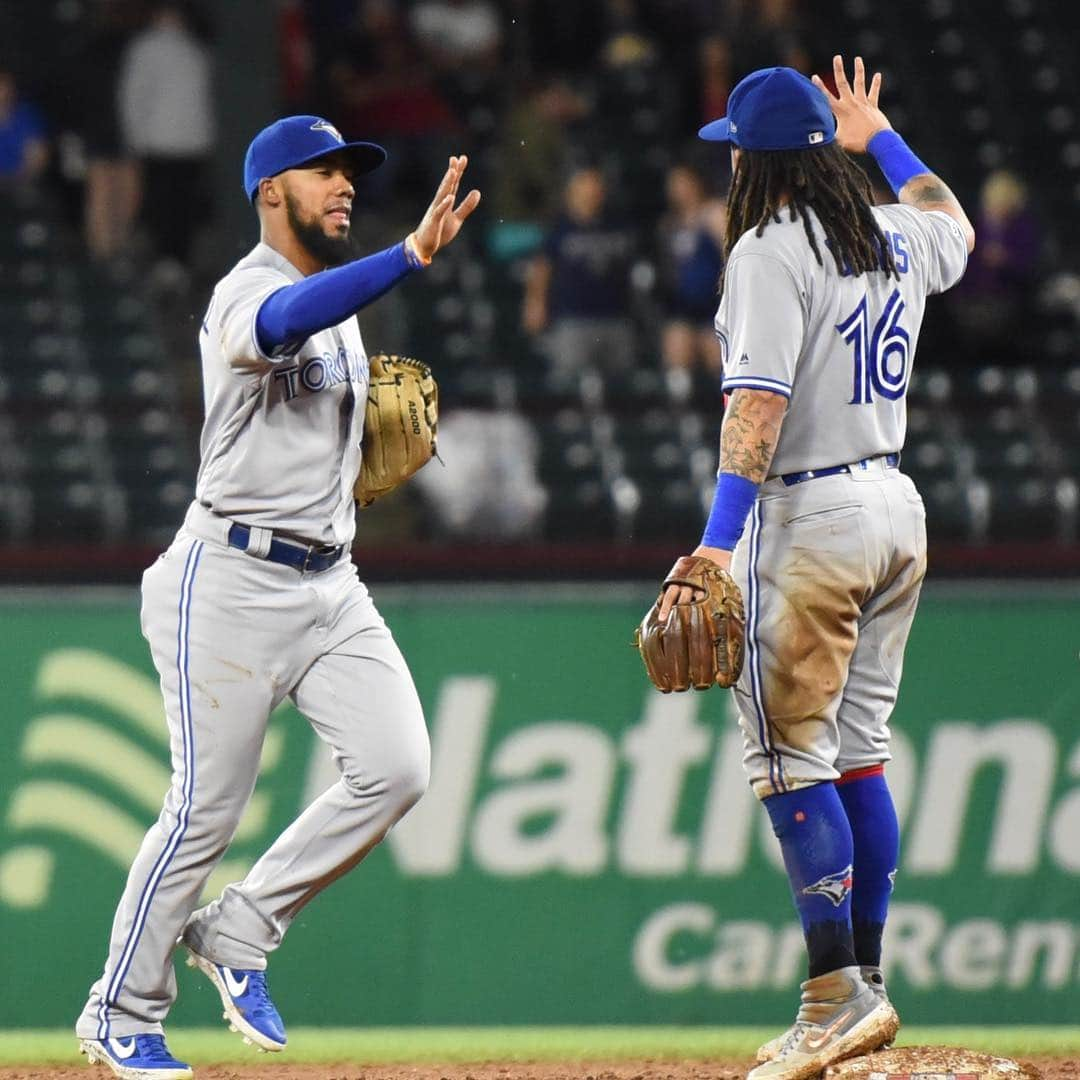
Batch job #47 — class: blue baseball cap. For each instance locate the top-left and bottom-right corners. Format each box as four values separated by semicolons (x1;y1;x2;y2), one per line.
698;67;835;151
243;115;387;203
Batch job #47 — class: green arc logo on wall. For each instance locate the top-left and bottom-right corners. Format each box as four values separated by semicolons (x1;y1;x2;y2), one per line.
0;648;285;910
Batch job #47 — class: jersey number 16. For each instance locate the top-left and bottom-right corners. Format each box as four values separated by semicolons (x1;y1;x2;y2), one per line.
837;288;910;404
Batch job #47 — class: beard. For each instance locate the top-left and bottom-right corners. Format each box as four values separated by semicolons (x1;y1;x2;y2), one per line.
285;191;355;267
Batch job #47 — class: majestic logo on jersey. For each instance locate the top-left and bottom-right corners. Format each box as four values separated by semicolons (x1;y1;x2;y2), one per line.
802;865;854;907
273;346;363;402
310;119;344;143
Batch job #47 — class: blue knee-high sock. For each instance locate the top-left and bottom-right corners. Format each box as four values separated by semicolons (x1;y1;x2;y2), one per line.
836;766;899;967
764;782;856;979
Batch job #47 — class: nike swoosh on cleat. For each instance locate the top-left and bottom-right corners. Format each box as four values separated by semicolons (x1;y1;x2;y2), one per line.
804;1009;854;1050
108;1037;137;1059
222;967;249;997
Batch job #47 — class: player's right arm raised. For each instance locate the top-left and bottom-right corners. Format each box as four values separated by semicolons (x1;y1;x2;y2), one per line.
254;156;480;363
814;54;975;253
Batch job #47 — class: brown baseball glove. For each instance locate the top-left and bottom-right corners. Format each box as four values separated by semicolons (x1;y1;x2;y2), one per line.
635;555;746;692
354;353;438;507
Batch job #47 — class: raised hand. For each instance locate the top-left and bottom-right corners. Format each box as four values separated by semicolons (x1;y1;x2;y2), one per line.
812;55;891;154
410;155;482;262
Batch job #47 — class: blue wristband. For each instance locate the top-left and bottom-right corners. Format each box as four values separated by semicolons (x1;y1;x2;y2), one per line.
867;129;931;197
701;472;759;550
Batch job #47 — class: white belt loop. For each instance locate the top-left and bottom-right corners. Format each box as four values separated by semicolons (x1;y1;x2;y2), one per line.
245;526;273;559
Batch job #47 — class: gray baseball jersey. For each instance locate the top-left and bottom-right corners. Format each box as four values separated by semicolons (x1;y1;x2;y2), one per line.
716;205;968;476
197;242;369;546
718;203;968;799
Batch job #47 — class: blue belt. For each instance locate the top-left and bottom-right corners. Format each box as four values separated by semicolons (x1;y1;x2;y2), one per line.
780;452;900;487
227;523;345;573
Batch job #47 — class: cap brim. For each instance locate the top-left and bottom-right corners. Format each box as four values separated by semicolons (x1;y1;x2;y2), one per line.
698;118;732;142
292;140;388;175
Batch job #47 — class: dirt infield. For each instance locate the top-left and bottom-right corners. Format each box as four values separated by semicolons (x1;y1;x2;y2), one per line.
0;1056;1073;1080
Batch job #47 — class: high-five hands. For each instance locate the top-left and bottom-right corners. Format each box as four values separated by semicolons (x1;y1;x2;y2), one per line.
408;156;482;263
812;55;892;154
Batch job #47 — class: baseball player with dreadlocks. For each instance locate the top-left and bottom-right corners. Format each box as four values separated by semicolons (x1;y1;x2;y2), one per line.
654;57;974;1079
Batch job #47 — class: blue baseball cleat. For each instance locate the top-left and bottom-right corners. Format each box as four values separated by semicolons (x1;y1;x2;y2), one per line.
184;947;286;1052
79;1034;193;1079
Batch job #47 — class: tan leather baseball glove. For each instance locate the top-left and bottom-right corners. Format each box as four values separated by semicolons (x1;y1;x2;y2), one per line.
354;353;438;507
635;555;746;692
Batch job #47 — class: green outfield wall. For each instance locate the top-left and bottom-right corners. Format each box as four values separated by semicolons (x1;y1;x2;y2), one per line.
0;585;1077;1027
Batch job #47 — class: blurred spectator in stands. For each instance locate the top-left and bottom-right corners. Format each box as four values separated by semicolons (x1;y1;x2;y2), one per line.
950;170;1041;364
409;0;502;73
591;0;680;160
697;34;734;125
728;0;812;78
599;0;659;68
492;76;587;227
409;0;503;150
0;66;48;185
656;162;725;402
79;1;140;261
119;1;214;276
280;0;314;109
523;165;639;377
328;0;458;204
414;408;546;541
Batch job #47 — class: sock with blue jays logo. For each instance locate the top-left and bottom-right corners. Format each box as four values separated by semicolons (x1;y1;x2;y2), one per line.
836;764;899;967
764;781;856;978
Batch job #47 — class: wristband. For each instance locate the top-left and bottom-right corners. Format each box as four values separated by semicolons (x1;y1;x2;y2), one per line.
404;233;432;269
867;129;931;196
701;472;759;550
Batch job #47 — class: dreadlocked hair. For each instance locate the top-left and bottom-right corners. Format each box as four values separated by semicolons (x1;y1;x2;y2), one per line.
723;143;897;283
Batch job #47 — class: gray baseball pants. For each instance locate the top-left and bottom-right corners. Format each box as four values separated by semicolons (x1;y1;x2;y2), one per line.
77;505;429;1038
729;458;927;800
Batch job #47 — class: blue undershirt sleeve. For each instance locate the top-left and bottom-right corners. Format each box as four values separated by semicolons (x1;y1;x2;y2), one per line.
255;241;416;358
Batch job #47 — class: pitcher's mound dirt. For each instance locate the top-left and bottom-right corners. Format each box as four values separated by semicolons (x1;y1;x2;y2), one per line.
826;1046;1045;1080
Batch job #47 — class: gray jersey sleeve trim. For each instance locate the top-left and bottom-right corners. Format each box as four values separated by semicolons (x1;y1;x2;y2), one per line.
722;375;792;398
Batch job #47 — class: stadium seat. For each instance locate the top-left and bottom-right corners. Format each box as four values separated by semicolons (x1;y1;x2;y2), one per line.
542;478;616;541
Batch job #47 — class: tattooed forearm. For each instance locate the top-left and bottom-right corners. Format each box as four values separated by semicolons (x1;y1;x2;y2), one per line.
899;173;976;251
719;388;788;484
900;174;954;208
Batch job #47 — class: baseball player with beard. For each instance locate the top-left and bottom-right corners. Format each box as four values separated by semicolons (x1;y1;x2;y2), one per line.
657;58;974;1079
75;115;479;1080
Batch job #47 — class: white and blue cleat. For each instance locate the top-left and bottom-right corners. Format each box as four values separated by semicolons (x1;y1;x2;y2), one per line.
184;947;286;1052
79;1034;193;1079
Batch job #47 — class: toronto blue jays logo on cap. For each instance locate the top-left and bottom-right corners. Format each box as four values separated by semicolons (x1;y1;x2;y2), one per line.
310;119;344;143
243;114;387;203
802;865;854;907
